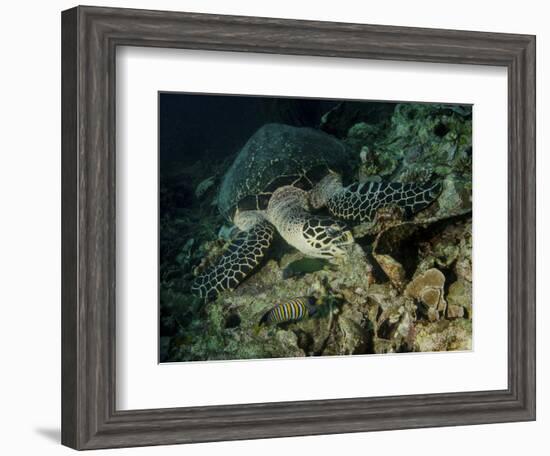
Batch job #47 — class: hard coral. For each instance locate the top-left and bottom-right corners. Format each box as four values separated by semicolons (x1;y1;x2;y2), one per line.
405;268;447;321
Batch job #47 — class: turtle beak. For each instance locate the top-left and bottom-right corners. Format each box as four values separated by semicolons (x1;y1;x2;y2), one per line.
320;226;354;258
335;230;354;246
330;230;354;257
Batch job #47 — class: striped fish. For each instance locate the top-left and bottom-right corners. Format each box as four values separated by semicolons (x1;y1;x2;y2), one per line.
259;297;317;325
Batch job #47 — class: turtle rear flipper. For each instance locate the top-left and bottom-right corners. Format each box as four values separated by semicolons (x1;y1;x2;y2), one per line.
191;221;274;301
326;179;442;223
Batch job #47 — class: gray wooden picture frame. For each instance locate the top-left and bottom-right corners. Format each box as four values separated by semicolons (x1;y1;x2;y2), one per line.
61;5;536;450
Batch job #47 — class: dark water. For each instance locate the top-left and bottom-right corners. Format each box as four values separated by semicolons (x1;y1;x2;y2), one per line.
159;93;339;170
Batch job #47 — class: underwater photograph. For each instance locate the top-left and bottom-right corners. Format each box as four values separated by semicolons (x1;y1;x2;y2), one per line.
159;93;472;363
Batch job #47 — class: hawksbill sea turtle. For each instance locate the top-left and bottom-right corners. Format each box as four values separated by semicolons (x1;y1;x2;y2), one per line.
192;123;441;300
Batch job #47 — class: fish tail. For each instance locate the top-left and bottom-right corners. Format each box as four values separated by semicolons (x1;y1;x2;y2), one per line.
259;311;270;325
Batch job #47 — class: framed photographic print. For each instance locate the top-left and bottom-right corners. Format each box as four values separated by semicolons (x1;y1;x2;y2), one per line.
61;5;536;450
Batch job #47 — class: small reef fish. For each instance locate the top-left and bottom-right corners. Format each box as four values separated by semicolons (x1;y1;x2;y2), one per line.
282;258;334;279
260;297;317;325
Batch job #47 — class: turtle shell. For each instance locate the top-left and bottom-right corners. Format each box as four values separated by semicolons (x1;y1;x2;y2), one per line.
218;123;351;221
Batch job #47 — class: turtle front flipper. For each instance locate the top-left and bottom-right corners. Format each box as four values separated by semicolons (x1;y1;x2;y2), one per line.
191;221;274;301
311;173;442;223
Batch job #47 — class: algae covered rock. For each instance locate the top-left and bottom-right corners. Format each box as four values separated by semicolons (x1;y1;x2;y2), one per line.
447;279;472;319
202;242;376;359
415;319;472;352
320;101;396;139
195;176;216;198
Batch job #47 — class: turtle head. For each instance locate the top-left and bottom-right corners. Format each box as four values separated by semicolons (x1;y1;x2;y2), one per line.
302;216;354;259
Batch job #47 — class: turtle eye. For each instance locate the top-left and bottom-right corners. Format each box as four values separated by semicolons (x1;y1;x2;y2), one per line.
326;223;347;237
326;225;340;236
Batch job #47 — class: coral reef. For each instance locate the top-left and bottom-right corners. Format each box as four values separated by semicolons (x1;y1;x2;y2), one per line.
160;101;472;362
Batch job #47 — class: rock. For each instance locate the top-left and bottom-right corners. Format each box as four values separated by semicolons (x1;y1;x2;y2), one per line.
193;238;227;275
195;176;216;198
320;102;396;138
340;307;370;353
447;279;472;318
352;205;409;239
359;146;369;163
372;253;406;289
432;177;471;219
197;240;376;359
446;303;464;319
328;243;374;297
364;283;416;352
414;319;472;352
455;225;473;283
414;219;472;276
405;268;447;321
